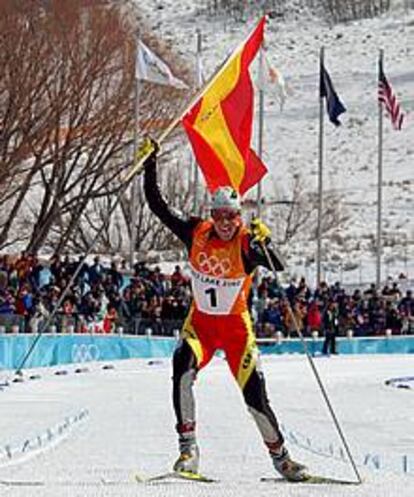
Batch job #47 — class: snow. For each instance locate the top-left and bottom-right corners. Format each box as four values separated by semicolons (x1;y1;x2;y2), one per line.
2;8;413;495
135;1;414;284
0;353;414;495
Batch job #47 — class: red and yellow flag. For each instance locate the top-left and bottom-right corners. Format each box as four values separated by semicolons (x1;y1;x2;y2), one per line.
182;17;267;195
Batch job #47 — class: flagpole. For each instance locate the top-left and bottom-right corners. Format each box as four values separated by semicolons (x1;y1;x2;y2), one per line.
256;45;265;218
376;49;384;288
192;29;203;214
122;17;266;185
129;47;142;269
316;46;325;287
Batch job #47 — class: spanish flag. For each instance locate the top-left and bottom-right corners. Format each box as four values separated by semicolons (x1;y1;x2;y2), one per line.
182;17;267;195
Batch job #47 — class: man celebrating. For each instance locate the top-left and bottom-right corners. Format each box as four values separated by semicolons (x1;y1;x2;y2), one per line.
143;143;307;481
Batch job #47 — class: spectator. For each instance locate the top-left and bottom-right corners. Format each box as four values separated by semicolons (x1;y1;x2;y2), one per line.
103;305;118;334
306;300;322;336
0;290;15;315
262;298;283;337
89;256;104;286
283;297;306;338
322;301;339;355
171;265;186;288
107;260;123;291
285;278;297;304
399;290;413;334
297;277;311;302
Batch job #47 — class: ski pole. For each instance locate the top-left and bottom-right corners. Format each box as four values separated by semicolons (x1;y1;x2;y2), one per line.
260;241;363;484
13;140;158;376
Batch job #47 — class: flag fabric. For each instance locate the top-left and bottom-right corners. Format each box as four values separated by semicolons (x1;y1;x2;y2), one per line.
263;55;289;111
136;40;187;89
378;59;404;130
320;63;346;126
182;17;267;196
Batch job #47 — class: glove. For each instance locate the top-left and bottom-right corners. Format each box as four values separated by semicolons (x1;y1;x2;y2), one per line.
250;217;271;243
137;136;159;164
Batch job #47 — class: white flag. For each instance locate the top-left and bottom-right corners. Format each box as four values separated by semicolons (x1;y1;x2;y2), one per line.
264;55;290;111
136;40;187;89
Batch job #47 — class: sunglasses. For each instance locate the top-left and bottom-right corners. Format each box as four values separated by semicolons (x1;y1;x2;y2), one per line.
211;209;240;222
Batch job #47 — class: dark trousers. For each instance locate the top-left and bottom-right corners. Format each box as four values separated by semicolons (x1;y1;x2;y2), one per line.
322;330;337;355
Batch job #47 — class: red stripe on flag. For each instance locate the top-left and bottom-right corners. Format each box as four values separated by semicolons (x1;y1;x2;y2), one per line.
238;149;267;195
183;123;233;192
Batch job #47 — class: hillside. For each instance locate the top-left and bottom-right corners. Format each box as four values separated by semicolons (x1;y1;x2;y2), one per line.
136;0;414;286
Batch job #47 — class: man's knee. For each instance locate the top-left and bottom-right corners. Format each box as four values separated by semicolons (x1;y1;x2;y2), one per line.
242;369;270;412
173;340;197;381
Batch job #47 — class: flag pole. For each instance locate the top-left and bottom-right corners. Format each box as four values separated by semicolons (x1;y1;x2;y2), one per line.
316;46;325;287
192;29;203;214
256;44;265;217
122;17;266;185
376;49;384;288
129;45;142;269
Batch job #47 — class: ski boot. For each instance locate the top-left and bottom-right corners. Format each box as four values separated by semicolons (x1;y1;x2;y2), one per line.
173;434;200;474
271;447;308;482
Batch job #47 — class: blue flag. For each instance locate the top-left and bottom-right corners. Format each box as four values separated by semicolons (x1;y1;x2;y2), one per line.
320;63;346;126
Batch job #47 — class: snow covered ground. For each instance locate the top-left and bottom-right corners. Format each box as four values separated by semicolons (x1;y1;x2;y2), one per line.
1;353;414;496
136;0;414;283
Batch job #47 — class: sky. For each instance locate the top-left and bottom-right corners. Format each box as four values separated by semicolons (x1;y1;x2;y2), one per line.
0;353;414;496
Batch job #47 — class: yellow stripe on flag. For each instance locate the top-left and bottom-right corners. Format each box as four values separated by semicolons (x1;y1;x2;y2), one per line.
192;51;245;190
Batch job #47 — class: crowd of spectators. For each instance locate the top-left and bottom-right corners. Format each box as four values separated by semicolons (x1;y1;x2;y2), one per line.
0;253;191;335
0;253;413;338
254;276;413;338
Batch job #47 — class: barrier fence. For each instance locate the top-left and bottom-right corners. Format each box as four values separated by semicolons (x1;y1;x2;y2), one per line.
1;313;412;337
1;333;414;371
0;314;184;337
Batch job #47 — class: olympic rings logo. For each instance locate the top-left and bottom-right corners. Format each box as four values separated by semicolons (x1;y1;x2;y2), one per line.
71;344;100;363
196;252;231;277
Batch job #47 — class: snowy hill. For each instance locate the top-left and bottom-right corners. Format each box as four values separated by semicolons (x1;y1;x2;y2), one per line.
135;0;414;286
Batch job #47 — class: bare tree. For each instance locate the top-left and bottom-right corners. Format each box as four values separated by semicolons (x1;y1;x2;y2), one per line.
316;0;391;23
0;0;192;254
267;172;350;245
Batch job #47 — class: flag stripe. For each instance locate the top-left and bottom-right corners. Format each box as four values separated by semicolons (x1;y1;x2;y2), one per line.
192;51;246;187
184;124;234;191
378;64;404;131
238;149;267;194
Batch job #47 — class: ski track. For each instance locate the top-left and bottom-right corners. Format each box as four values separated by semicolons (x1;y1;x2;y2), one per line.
0;355;414;496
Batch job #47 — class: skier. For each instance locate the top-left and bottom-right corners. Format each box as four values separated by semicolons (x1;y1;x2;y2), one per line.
143;142;308;481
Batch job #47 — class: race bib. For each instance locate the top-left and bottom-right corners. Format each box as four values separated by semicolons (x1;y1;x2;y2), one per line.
190;265;245;315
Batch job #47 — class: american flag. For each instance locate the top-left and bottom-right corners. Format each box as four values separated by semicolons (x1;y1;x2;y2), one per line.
378;59;404;130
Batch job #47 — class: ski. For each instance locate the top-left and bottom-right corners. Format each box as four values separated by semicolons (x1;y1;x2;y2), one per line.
0;479;102;487
261;475;360;485
135;470;217;484
0;471;217;487
0;479;44;487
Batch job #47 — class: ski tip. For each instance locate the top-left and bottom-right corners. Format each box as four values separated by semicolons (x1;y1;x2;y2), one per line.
261;475;361;485
176;471;216;483
139;470;217;484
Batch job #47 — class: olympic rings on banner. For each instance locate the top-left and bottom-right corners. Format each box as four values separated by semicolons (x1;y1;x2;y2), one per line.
71;344;100;363
196;252;231;277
